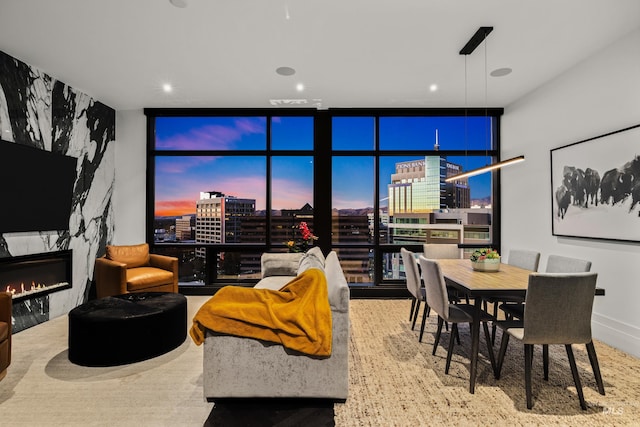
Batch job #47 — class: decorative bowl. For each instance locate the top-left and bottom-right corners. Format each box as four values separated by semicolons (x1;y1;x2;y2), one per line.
471;257;501;272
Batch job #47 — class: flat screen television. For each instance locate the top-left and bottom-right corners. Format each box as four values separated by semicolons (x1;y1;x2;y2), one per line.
0;139;76;233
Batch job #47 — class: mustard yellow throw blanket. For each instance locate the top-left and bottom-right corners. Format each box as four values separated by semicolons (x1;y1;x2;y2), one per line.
189;268;332;357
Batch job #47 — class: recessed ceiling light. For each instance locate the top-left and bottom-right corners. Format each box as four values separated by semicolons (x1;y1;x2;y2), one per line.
162;83;173;93
296;83;304;92
429;84;438;92
490;67;512;77
169;0;188;8
276;66;296;76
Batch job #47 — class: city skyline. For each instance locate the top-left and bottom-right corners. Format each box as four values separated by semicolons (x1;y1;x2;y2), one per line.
154;116;493;217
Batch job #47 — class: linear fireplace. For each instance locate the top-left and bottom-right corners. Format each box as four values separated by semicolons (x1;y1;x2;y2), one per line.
0;250;72;302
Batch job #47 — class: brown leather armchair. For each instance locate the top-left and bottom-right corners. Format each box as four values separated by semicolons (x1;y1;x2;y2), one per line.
94;243;179;299
0;291;11;381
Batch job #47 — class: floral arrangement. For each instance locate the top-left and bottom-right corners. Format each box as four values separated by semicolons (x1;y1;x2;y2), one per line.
285;221;318;253
469;248;500;262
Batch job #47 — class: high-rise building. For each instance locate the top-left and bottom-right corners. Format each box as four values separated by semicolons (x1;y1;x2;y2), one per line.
195;191;256;258
175;215;194;241
388;157;470;215
387;156;470;245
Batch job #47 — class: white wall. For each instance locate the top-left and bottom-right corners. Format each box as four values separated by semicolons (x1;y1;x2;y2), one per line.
501;28;640;357
114;109;147;244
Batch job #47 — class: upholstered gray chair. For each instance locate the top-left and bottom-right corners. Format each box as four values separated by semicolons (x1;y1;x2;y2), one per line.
498;254;603;398
488;249;541;342
501;254;590;321
546;254;592;273
418;256;496;375
495;272;600;410
401;248;430;341
423;243;462;260
423;243;464;305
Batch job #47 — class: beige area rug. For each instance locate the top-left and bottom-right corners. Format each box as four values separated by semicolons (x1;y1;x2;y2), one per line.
1;297;639;426
335;299;640;426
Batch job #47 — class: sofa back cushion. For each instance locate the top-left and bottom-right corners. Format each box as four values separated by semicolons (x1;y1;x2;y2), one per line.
324;251;350;313
105;243;150;268
297;246;325;276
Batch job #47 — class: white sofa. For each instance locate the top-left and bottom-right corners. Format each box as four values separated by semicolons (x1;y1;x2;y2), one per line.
202;248;350;400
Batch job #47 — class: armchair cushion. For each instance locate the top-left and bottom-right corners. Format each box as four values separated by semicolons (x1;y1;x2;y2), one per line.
126;267;175;292
106;243;150;268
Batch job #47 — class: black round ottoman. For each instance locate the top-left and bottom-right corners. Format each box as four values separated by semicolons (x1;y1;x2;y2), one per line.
68;292;187;366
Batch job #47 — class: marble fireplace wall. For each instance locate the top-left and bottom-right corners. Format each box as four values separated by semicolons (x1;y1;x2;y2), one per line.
0;50;115;332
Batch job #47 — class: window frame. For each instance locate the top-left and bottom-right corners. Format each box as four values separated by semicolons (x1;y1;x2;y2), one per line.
144;108;504;296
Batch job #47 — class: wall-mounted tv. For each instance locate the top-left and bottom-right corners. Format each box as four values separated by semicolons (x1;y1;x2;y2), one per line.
0;139;76;233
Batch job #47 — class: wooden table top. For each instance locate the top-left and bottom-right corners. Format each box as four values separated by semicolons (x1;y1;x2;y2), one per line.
435;258;605;297
436;258;531;296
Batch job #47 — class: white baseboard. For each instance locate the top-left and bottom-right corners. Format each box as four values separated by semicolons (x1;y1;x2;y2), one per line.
592;312;640;358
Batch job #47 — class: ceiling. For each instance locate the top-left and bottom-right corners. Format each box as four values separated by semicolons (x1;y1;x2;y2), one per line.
1;0;639;111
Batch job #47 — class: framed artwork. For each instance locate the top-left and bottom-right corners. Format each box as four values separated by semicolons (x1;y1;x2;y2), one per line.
551;124;640;243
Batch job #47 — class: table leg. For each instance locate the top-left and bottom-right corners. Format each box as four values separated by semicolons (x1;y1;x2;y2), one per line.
469;296;482;394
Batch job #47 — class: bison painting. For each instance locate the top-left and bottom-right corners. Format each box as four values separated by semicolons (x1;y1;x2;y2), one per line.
551;125;640;242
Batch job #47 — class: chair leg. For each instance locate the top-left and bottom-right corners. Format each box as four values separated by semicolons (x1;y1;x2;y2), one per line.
496;331;510;379
525;343;534;409
543;344;549;381
418;304;429;342
481;321;497;375
566;344;587;410
586;341;605;395
433;316;444;355
491;302;499;345
409;297;416;321
411;300;421;330
445;323;458;374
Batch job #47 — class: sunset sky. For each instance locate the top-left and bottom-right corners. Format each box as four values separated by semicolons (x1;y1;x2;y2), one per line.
153;116;493;217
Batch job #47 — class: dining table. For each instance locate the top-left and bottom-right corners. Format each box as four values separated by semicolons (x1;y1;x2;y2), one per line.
436;258;606;394
436;258;533;394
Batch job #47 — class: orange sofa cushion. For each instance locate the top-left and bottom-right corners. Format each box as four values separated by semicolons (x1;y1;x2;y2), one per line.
106;243;150;268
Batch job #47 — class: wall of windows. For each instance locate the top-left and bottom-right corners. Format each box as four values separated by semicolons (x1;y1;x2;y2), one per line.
145;108;502;294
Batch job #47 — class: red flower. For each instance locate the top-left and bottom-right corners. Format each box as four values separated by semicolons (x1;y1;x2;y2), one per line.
299;222;316;241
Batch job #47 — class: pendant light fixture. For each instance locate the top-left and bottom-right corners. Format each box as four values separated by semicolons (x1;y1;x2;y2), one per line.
445;27;524;183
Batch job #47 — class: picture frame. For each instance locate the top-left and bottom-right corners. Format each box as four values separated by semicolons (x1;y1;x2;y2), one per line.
550;123;640;243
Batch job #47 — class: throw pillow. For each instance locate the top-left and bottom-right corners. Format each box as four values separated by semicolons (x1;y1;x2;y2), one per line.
261;252;304;277
297;246;325;275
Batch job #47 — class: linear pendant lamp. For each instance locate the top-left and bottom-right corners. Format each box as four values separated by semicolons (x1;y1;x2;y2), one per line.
445;155;525;182
447;26;524;182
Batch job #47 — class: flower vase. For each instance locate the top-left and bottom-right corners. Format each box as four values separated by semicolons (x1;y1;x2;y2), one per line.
471;257;501;272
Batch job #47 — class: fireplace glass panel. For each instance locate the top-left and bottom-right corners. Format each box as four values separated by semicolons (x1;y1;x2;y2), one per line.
0;250;72;301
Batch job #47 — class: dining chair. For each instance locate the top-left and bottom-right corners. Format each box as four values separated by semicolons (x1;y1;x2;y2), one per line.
487;249;541;343
418;256;496;376
401;248;430;341
423;243;462;260
423;243;464;304
495;272;599;410
500;254;591;321
498;254;603;396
